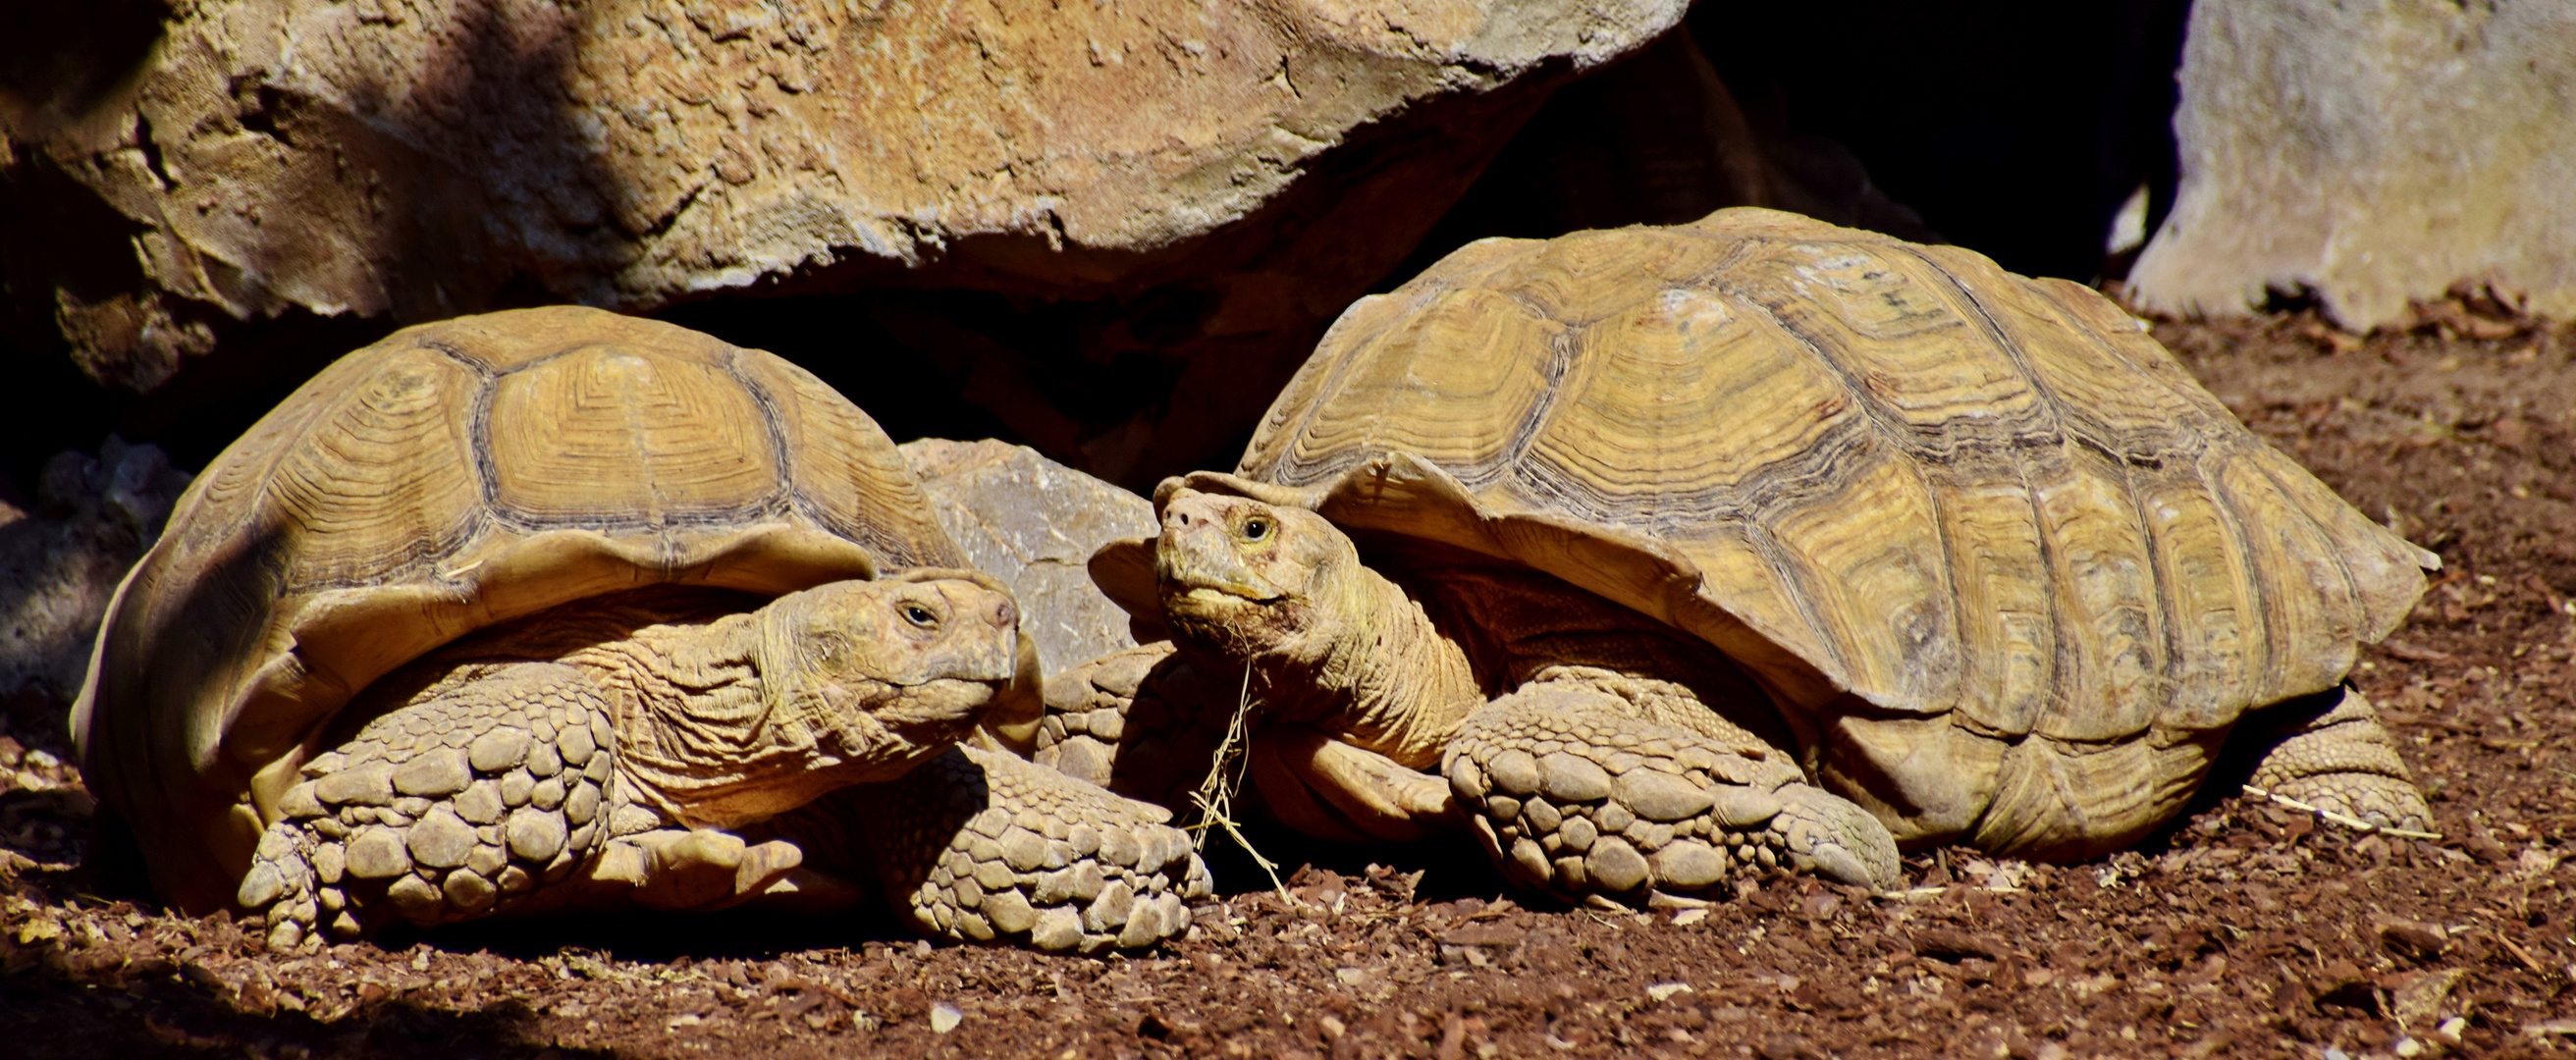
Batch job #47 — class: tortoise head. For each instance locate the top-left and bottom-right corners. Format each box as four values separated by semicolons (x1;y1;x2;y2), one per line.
1153;488;1373;670
756;568;1026;774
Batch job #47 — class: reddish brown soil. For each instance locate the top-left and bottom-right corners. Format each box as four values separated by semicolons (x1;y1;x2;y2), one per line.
2;310;2571;1059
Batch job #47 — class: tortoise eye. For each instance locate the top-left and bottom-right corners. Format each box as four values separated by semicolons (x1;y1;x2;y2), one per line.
900;604;938;628
1241;517;1270;542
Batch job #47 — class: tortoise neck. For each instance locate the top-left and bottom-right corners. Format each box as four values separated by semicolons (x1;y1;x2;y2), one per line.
1241;560;1483;770
599;612;879;827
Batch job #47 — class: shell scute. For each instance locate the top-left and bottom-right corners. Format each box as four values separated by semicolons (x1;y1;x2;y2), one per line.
1739;243;2059;461
1479;228;1706;328
1285;286;1566;492
1525;284;1859;529
2022;448;2167;744
731;352;952;570
485;345;780;528
2134;465;2262;733
1752;442;1956;714
1929;477;2056;740
2210;453;2370;706
268;347;485;591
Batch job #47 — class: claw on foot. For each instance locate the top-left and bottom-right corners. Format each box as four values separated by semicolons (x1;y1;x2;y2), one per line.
1770;782;1904;890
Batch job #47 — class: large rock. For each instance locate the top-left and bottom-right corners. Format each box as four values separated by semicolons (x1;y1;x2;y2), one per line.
2129;0;2576;329
0;439;190;706
3;0;1684;483
900;438;1152;676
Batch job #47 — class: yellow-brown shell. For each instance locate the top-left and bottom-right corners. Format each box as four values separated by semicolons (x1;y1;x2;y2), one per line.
1216;207;2435;852
72;306;962;910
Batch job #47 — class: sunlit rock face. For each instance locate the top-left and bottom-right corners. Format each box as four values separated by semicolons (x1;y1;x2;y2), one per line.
2130;0;2576;330
2;0;1683;483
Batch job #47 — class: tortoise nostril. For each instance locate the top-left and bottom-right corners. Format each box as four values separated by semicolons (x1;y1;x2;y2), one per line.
992;597;1018;628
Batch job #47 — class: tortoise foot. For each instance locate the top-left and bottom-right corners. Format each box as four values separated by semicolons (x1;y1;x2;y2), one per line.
1769;782;1904;889
2249;688;2430;833
1032;643;1168;790
242;663;628;940
860;745;1211;953
1447;681;1904;904
236;826;326;951
2260;774;2434;834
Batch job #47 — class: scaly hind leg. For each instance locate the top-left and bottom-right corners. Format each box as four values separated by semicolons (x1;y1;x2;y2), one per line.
2245;687;2432;832
240;662;631;949
833;744;1212;952
1444;673;1903;905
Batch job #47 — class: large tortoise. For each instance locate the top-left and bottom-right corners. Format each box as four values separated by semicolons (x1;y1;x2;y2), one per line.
1041;208;2436;902
73;306;1208;951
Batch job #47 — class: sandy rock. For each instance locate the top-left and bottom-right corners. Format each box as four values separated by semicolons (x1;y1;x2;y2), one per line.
900;439;1152;674
2129;0;2576;329
6;0;1684;485
0;439;189;705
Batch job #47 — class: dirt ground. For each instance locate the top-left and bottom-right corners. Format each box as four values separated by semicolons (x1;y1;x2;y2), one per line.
1;305;2571;1059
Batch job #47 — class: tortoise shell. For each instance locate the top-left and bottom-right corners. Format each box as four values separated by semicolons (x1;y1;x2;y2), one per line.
73;306;965;910
1192;207;2434;852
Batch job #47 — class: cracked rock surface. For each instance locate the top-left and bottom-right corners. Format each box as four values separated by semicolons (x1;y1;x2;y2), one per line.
2;0;1684;411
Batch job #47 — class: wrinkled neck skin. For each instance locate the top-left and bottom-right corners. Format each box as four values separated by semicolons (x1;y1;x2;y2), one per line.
585;611;938;829
1184;558;1484;771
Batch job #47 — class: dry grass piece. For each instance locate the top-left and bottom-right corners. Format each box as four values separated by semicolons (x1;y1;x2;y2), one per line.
1185;667;1297;904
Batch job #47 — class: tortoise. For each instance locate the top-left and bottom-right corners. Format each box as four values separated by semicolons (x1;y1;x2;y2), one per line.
1038;207;2436;903
71;306;1209;951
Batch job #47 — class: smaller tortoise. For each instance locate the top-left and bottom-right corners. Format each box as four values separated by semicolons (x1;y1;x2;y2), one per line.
74;307;1208;951
1041;208;2435;903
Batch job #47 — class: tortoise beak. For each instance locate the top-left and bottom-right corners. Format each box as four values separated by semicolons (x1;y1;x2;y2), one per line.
1154;492;1289;608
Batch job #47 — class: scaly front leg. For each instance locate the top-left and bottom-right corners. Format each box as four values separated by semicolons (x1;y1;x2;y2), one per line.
240;662;629;948
839;745;1212;952
1444;673;1903;905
